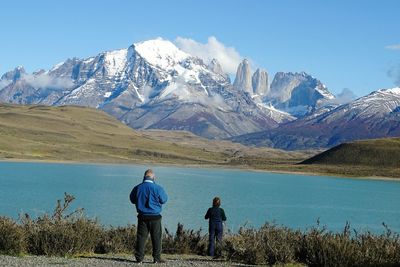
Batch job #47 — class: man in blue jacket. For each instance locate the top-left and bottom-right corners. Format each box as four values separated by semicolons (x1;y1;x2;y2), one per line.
130;169;168;263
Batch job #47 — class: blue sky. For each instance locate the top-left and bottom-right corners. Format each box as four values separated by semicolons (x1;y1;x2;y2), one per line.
1;0;399;96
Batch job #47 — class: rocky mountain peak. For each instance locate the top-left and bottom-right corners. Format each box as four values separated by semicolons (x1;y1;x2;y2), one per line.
233;59;252;94
208;58;229;81
266;71;335;116
1;66;26;82
134;38;190;69
252;68;269;96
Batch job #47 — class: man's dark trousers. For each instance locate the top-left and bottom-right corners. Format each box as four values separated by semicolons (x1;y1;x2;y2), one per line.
135;216;162;262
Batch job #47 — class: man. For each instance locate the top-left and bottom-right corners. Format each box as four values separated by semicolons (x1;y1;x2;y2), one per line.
129;169;168;264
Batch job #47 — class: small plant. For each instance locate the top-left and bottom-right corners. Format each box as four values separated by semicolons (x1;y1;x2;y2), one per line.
0;216;25;255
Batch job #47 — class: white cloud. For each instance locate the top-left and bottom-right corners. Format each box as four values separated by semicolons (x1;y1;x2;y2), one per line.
0;79;11;89
385;44;400;50
334;88;357;104
22;73;74;89
324;88;357;105
175;36;242;75
387;64;400;86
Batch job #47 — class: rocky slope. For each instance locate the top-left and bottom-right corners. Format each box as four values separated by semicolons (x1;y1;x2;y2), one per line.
232;87;400;150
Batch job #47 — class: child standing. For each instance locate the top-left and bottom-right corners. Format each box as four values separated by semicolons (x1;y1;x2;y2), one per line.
205;197;227;257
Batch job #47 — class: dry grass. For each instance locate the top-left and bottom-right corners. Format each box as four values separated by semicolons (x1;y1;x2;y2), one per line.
0;104;228;164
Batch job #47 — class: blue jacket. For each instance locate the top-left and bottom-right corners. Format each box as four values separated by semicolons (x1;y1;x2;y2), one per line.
129;177;168;216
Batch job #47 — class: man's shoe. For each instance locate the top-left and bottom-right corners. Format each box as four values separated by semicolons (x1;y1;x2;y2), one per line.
153;259;166;264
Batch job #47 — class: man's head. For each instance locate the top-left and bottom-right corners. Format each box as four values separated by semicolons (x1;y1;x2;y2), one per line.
144;169;155;179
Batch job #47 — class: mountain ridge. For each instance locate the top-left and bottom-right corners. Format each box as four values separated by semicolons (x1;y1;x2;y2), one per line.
0;37;399;149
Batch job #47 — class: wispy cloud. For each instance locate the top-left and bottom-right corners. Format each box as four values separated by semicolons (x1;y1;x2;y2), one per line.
325;88;357;105
175;36;243;75
385;44;400;50
334;88;357;104
22;73;74;89
0;79;11;89
387;64;400;86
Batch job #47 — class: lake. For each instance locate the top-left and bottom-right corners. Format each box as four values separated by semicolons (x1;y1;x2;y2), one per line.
0;161;399;233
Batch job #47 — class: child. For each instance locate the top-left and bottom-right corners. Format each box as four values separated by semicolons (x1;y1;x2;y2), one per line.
205;197;227;257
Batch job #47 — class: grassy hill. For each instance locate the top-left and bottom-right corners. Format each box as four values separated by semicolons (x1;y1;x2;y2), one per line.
300;138;400;177
1;104;398;179
301;138;400;166
0;104;309;166
0;104;230;164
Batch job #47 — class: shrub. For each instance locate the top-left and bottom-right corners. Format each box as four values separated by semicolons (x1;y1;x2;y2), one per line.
299;223;359;267
0;194;399;266
163;223;206;255
22;193;102;256
95;225;136;254
0;216;25;255
225;227;267;264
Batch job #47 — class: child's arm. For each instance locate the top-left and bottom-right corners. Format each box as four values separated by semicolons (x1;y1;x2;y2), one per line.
221;208;227;221
205;208;210;220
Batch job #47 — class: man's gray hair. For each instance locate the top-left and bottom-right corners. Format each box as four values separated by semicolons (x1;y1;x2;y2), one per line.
144;169;154;177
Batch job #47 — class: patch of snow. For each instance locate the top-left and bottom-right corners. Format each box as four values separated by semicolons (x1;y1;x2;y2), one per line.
50;61;65;71
315;86;335;100
83;57;95;64
103;49;128;76
257;102;296;123
135;38;189;70
68;78;96;99
383;87;400;95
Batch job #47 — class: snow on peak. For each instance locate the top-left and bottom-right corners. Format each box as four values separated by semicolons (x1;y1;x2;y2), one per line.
315;86;335;100
103;48;128;76
50;61;66;71
134;38;190;69
383;87;400;95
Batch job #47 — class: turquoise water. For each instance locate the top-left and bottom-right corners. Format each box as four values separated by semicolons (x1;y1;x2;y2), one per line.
0;161;399;233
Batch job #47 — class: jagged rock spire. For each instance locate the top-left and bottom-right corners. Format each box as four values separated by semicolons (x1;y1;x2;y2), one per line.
233;59;252;94
252;68;269;96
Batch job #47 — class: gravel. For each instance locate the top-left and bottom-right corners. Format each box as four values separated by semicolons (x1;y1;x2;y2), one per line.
0;254;251;267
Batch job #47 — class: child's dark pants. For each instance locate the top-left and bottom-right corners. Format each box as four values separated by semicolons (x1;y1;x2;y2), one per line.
208;221;223;256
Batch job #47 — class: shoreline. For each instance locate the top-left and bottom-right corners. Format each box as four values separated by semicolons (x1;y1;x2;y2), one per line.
1;157;399;182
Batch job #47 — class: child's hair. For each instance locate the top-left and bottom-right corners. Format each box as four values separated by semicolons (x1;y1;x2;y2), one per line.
212;197;221;207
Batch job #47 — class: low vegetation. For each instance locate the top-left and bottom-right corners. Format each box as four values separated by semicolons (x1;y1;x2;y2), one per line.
1;194;399;266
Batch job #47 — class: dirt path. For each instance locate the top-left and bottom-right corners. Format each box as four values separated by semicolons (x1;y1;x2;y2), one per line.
0;254;254;267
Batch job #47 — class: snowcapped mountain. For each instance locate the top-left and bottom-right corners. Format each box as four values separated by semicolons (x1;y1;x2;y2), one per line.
232;87;400;150
1;37;398;148
265;71;335;117
0;38;279;138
